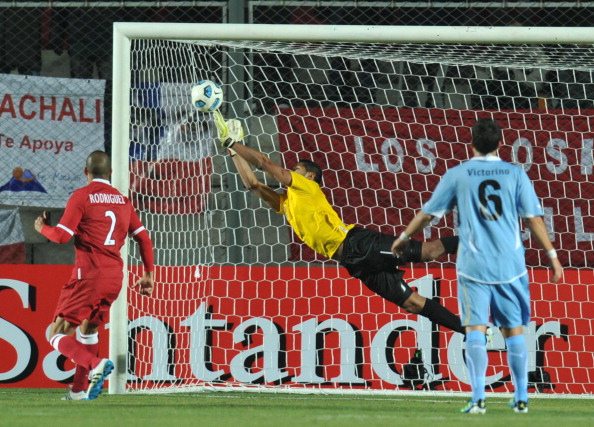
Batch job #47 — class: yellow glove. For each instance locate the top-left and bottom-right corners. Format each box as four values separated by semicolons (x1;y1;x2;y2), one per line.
213;110;244;148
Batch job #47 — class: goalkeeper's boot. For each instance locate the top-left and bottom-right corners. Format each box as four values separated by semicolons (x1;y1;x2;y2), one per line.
460;399;486;414
61;386;87;401
86;358;114;400
509;399;529;414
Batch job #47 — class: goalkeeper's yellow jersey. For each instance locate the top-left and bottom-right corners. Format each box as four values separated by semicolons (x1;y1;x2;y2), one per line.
278;171;354;259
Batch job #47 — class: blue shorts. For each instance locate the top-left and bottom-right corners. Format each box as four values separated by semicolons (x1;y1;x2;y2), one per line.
457;274;530;328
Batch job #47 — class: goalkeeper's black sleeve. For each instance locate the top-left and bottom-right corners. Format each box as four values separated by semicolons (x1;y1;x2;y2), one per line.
398;236;459;264
440;236;459;254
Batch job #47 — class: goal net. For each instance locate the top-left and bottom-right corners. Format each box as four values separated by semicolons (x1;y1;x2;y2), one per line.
111;24;594;396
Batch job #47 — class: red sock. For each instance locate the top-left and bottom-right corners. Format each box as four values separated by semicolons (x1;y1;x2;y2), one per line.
71;366;89;393
50;334;101;371
71;331;99;393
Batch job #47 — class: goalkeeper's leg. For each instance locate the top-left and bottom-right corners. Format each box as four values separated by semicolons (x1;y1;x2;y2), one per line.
359;271;464;334
403;291;465;334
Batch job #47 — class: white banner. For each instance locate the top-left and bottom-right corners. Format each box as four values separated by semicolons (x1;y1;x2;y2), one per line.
0;74;105;208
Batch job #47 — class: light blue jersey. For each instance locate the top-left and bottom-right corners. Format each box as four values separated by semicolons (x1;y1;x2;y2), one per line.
423;155;543;284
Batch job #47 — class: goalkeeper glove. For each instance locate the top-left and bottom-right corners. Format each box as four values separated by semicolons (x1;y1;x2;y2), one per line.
213;110;244;148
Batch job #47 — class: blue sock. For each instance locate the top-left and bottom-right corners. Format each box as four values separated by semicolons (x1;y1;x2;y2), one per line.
465;330;487;402
506;334;528;403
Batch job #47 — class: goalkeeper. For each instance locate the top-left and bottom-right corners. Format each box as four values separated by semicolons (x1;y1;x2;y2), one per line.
214;111;464;334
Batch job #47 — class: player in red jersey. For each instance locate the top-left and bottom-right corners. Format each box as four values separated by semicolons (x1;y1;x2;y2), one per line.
34;150;155;400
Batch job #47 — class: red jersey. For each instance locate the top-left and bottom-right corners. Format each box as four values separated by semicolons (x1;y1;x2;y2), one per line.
41;178;153;279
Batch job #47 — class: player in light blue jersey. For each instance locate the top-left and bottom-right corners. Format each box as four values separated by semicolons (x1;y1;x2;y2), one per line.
391;118;562;414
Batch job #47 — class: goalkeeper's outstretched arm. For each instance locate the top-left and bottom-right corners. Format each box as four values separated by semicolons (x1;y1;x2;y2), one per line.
228;148;282;212
228;148;258;190
214;111;292;187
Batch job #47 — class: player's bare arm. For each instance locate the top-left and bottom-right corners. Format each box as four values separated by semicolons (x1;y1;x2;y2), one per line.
214;110;292;187
254;184;282;212
232;143;292;187
525;216;563;283
391;211;434;256
231;150;282;211
130;214;155;297
230;148;258;190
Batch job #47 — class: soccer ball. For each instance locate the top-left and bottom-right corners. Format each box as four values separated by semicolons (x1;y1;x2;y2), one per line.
191;80;223;112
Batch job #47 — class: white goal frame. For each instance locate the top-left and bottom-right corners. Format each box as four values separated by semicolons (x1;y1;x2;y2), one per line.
110;23;594;395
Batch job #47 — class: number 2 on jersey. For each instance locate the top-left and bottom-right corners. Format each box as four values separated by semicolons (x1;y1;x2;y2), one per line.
104;210;116;246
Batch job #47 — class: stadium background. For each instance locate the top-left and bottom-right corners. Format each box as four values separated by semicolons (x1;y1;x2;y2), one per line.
0;0;593;394
0;0;592;265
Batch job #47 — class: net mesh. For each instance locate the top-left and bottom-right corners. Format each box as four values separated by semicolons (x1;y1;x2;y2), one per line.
123;37;594;395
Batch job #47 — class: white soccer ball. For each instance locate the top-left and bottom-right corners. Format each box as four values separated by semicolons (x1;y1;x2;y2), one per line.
191;80;223;112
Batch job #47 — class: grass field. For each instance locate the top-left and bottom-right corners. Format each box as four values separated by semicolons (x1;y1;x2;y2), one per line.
1;389;592;427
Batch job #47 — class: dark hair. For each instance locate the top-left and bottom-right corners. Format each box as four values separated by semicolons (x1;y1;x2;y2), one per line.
298;158;323;185
86;150;111;178
472;118;502;154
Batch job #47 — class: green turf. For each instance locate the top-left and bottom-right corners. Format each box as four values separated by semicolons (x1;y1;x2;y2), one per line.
1;389;592;427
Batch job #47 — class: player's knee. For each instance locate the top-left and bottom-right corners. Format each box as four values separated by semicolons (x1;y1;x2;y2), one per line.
79;319;99;335
46;325;62;343
47;317;76;341
420;240;444;261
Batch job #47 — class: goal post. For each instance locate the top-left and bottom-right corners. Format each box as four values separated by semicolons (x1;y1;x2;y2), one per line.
110;23;594;396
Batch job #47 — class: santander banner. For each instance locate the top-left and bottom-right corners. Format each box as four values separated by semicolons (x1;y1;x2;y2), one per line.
0;74;105;207
277;107;594;267
1;264;592;395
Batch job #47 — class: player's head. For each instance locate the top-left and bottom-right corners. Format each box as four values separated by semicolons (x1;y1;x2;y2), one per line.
471;118;502;155
294;159;323;185
85;150;111;180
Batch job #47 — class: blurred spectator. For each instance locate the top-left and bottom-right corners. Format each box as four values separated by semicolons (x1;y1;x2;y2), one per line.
41;7;69;56
68;7;114;79
0;8;41;75
40;7;71;77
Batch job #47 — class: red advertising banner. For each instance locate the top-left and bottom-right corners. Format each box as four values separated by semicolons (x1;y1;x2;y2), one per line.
0;265;108;388
277;107;594;266
1;264;593;395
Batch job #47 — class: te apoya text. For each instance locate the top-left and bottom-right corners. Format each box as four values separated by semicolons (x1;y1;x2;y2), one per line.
0;133;73;154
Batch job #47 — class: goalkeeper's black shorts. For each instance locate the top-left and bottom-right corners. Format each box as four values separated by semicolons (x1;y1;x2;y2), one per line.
337;227;414;307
